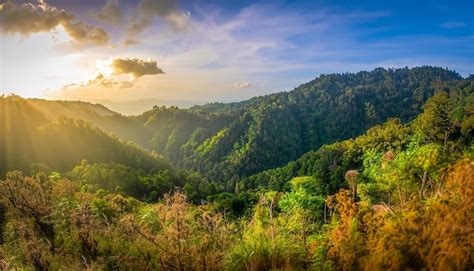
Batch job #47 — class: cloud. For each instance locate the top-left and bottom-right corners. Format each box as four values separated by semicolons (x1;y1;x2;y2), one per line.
94;0;124;25
54;57;163;98
126;0;190;41
47;73;135;102
101;58;164;79
122;38;140;46
440;21;466;29
86;73;134;88
62;21;110;45
63;73;134;90
232;82;252;89
0;0;110;45
31;1;474;103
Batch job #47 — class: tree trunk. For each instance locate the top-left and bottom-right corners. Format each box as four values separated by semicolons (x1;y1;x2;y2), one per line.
419;171;428;199
443;130;448;153
324;202;327;223
0;203;5;245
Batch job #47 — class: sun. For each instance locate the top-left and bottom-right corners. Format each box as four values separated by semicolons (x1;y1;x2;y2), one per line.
96;59;115;77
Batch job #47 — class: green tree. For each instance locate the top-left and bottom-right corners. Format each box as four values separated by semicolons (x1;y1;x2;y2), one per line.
414;92;454;151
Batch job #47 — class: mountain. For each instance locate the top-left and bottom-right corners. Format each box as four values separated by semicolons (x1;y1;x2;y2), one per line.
98;98;207;115
1;80;473;271
3;67;470;183
0;95;170;176
243;87;473;195
143;66;469;181
14;97;117;119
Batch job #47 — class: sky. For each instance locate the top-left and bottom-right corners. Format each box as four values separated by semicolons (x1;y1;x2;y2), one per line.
0;0;473;108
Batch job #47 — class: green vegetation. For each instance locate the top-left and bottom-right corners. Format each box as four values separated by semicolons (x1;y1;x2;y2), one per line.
0;67;473;270
5;67;466;182
173;66;467;181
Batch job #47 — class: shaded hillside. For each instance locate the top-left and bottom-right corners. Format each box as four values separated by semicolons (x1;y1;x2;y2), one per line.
173;67;467;181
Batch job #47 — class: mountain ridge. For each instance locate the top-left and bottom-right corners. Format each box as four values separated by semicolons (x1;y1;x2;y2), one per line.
2;66;471;182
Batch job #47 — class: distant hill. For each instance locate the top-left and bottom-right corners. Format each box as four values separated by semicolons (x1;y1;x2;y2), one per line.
98;98;207;115
21;97;117;119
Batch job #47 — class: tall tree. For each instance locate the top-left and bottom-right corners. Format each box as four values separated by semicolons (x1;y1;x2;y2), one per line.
415;92;454;151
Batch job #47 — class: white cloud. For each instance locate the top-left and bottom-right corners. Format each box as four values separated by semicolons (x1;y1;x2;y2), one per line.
232;82;252;89
65;73;134;89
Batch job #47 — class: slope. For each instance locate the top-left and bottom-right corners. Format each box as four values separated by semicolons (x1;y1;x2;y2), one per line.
173;66;467;181
0;95;170;176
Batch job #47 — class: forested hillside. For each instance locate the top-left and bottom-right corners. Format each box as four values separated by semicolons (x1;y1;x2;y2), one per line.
1;0;471;266
245;90;474;193
0;95;170;177
180;67;466;181
5;67;467;184
1;83;472;270
135;67;468;182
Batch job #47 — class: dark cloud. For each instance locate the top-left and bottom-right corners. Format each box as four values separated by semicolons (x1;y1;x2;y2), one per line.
94;0;123;25
111;58;164;78
58;57;163;94
62;20;110;45
0;0;110;45
122;38;140;46
126;0;189;41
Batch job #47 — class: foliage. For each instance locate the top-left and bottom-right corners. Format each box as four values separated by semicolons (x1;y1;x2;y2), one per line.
0;67;473;270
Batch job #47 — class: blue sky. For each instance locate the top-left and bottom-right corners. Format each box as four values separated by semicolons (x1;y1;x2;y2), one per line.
1;0;473;106
181;0;474;74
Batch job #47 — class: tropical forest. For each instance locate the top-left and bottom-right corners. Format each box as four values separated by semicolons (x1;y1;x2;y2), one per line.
0;0;473;270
